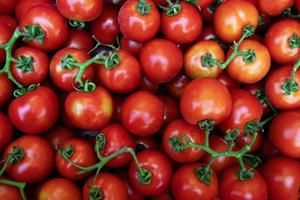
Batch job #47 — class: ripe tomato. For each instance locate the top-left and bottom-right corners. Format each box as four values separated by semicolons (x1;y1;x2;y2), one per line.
0;112;13;150
118;0;160;42
199;25;217;41
20;4;69;51
180;77;232;125
64;29;94;52
138;76;159;94
135;136;158;152
217;71;241;89
0;179;22;200
236;130;263;153
151;193;172;200
65;86;113;130
8;86;59;134
214;0;259;43
0;74;13;107
159;95;180;128
38;178;81;200
161;1;203;44
258;0;294;16
0;21;14;63
4;135;54;183
261;157;300;200
260;138;281;160
56;0;103;21
0;15;18;31
120;36;143;58
0;0;18;15
297;0;300;12
196;0;214;10
140;38;182;83
15;0;51;19
184;40;224;79
128;150;173;196
121;90;164;136
45;125;75;147
172;163;218;200
163;119;205;163
165;72;190;98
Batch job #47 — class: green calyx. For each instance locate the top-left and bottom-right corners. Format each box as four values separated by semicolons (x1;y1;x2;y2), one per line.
243;154;262;168
159;0;182;16
136;0;152;15
254;89;267;105
104;52;120;69
282;79;298;95
137;168;152;185
7;147;25;165
59;144;74;159
209;0;223;12
69;20;86;30
184;0;199;7
195;166;213;184
198;120;215;132
22;25;45;45
201;53;220;68
288;33;300;48
244;120;261;136
224;129;240;144
89;186;103;200
61;54;78;70
241;49;256;63
14;55;34;73
236;168;254;180
13;84;39;98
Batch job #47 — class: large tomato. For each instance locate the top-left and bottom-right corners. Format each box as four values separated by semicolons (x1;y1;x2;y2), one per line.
258;0;294;16
0;179;22;200
64;29;94;52
0;113;13;151
0;74;13;107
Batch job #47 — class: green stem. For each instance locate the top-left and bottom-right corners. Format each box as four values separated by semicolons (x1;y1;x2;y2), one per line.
159;0;181;16
0;179;27;200
281;59;300;95
136;0;152;15
283;8;300;19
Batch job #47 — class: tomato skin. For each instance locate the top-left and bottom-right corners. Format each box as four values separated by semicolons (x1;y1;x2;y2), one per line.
65;86;113;130
184;40;224;79
159;95;180;128
64;29;94;52
264;19;300;65
38;178;81;200
50;48;94;92
8;86;59;135
135;136;158;152
165;72;190;99
199;26;217;41
161;1;203;44
0;15;18;31
214;0;259;43
0;0;18;15
220;166;268;200
98;49;142;93
140;38;183;83
258;0;293;16
118;0;160;42
180;77;232;125
82;173;128;200
120;36;143;58
297;0;300;12
269;111;300;158
128;150;173;196
20;4;69;51
45;125;75;147
236;130;263;153
217;71;240;89
0;113;13;150
163;119;205;163
121;90;164;136
138;76;159;94
0;179;22;200
15;0;51;19
56;0;103;21
261;157;300;200
0;21;14;63
172;163;218;200
0;74;13;107
4;135;54;183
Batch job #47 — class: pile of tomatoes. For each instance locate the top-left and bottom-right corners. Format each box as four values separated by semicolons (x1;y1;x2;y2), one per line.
0;0;299;199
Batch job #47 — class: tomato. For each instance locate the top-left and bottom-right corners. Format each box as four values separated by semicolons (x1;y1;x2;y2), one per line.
64;29;94;52
4;135;54;183
165;72;190;98
261;157;300;200
236;130;263;153
184;40;224;79
260;138;281;160
159;95;180;128
0;74;13;107
217;71;240;89
56;138;97;180
120;36;143;57
65;86;113;130
8;86;59;134
20;4;69;51
135;136;158;152
258;0;293;16
264;19;300;65
50;48;94;92
45;125;75;147
219;89;263;135
56;0;103;21
297;0;300;12
171;163;218;200
38;178;81;200
0;179;22;200
128;150;173;196
199;25;217;41
11;46;49;87
196;0;214;10
138;76;159;94
0;15;18;30
269;111;300;158
0;113;13;151
180;77;232;125
227;39;271;84
151;193;172;200
220;166;268;200
82;173;128;200
15;0;51;19
121;90;164;136
118;0;160;42
214;0;259;43
98;49;142;93
163;119;205;163
90;6;119;44
0;21;13;63
161;1;203;44
0;0;18;15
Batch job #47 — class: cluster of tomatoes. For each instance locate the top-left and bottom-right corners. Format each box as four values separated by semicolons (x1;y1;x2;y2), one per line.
0;0;300;199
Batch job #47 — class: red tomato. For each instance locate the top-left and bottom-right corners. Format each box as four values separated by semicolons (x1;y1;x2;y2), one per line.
0;179;22;200
151;193;172;200
56;0;103;21
138;76;159;94
0;15;18;30
121;90;164;136
236;130;263;153
159;95;180;128
135;136;158;152
0;74;13;107
120;36;143;57
0;21;14;63
258;0;294;16
15;0;51;19
180;77;232;125
165;72;190;98
0;112;13;150
260;138;281;160
297;0;300;12
8;86;59;134
0;0;18;15
128;150;173;196
140;38;183;83
45;125;75;147
199;25;217;41
111;95;125;123
64;29;94;52
4;135;54;183
197;0;214;10
217;71;241;89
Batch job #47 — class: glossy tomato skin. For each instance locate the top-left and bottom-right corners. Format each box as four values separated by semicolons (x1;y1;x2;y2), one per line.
217;71;240;89
184;40;224;79
163;119;205;163
261;157;300;200
165;72;190;98
140;38;183;83
15;0;51;19
90;6;119;44
8;86;59;134
0;179;22;200
4;135;54;183
0;21;13;63
121;90;164;136
172;163;218;200
38;178;81;200
161;1;203;44
214;0;259;43
0;0;18;15
0;112;13;150
269;111;300;158
135;136;158;152
118;0;160;42
98;49;142;93
128;150;173;196
258;0;293;16
64;29;94;51
0;15;18;30
120;36;143;57
50;48;94;92
20;4;69;51
220;166;268;200
264;19;300;65
82;173;128;200
159;95;180;128
45;125;75;147
236;130;263;153
180;77;232;125
56;0;103;21
138;76;159;94
65;86;113;130
0;74;13;107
